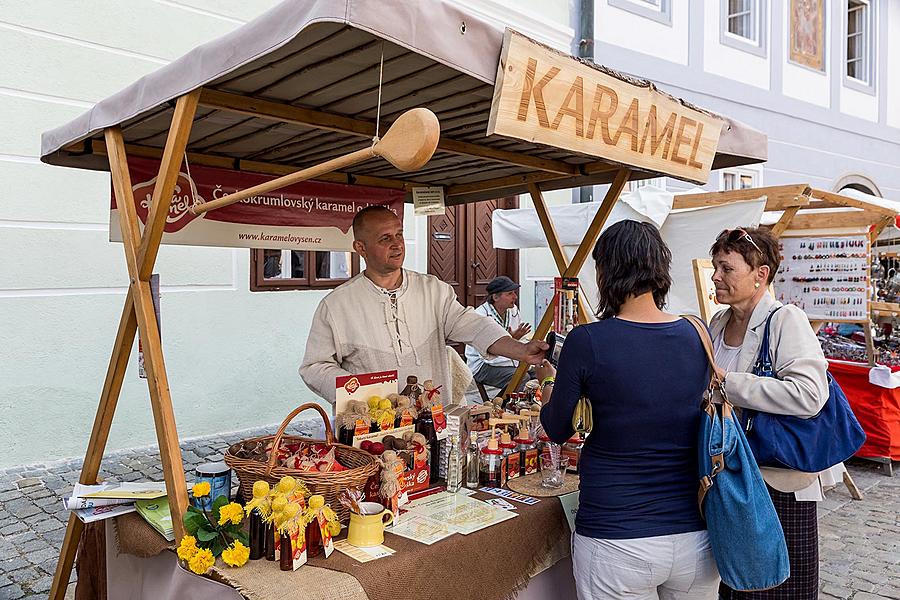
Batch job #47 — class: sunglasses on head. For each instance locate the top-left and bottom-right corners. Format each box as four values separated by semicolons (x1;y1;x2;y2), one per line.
717;228;763;255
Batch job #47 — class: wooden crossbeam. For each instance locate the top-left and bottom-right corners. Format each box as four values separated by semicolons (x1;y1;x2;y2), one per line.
673;184;812;211
78;139;414;191
787;210;886;231
198;89;580;176
810;189;898;217
502;169;632;397
770;206;801;237
50;93;199;600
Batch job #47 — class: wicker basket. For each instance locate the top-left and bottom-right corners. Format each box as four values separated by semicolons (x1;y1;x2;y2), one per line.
224;403;378;523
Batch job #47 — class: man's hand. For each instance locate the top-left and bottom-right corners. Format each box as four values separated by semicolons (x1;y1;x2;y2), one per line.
535;359;556;382
509;322;532;340
519;338;549;365
486;336;548;365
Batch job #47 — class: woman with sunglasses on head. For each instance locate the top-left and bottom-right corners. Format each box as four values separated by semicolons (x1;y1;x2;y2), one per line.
709;227;828;600
537;220;719;600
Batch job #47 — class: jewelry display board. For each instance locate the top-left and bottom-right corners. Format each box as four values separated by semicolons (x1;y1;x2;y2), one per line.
774;234;869;322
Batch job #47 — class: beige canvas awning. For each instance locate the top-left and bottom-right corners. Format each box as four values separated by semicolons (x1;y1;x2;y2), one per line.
41;0;766;204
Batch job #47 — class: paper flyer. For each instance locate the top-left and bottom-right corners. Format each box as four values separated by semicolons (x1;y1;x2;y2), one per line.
81;482;167;500
388;513;455;545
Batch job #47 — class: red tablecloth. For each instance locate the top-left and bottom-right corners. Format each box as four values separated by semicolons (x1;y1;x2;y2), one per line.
828;360;900;460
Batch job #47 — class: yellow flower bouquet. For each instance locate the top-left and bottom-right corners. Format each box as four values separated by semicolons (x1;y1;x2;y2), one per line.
179;480;250;573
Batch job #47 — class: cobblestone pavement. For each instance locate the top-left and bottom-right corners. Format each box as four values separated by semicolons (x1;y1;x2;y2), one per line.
0;420;316;599
0;432;895;599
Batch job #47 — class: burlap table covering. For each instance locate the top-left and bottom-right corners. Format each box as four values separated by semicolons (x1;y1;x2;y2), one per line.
113;512;172;557
506;472;580;497
113;490;571;600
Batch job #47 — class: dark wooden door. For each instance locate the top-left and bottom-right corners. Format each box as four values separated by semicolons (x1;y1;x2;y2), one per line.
428;197;518;308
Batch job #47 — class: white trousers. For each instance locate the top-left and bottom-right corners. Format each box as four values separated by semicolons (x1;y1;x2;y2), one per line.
572;530;720;600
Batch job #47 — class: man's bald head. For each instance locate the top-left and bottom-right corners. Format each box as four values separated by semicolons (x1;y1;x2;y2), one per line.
352;205;399;242
351;205;405;275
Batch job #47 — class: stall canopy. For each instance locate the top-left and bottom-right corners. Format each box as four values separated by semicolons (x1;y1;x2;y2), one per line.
41;0;766;207
41;1;769;597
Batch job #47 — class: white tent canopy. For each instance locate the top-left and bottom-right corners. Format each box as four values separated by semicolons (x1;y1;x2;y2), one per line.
492;186;766;317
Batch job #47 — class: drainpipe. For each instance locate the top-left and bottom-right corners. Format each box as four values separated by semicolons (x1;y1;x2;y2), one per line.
577;0;594;204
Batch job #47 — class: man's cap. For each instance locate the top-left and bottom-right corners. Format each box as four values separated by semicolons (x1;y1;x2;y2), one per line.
486;276;520;295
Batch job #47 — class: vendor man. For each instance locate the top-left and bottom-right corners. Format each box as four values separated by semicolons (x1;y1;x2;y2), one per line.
465;276;532;392
300;206;547;404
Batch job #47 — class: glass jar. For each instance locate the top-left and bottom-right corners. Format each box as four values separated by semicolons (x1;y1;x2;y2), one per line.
516;434;538;477
499;433;519;482
479;440;504;487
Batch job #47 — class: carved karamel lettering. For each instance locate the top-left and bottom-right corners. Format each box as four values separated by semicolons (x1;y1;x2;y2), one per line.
550;76;584;136
638;105;676;159
612;98;640;152
516;57;560;128
670;116;697;165
586;84;619;144
688;120;705;169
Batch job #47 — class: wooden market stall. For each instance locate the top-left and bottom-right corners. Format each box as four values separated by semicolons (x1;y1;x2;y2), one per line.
40;1;768;597
685;184;900;475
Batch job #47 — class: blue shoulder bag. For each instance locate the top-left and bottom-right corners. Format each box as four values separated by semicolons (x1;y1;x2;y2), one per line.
683;316;789;592
742;307;866;473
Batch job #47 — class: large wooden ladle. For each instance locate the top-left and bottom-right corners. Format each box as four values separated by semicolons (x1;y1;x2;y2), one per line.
191;107;440;215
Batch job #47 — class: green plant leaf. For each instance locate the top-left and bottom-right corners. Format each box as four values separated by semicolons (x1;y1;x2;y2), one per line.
197;528;218;542
233;531;249;546
211;538;226;558
183;512;207;535
210;495;229;523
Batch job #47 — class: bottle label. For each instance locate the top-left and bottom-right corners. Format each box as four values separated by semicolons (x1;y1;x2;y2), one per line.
400;410;414;427
506;453;521;480
354;419;370;437
431;404;449;440
523;448;539;475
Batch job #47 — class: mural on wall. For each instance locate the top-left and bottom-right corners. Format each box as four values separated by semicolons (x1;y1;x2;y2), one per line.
790;0;825;71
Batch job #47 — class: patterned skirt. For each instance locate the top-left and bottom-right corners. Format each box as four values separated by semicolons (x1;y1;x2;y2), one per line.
719;485;819;600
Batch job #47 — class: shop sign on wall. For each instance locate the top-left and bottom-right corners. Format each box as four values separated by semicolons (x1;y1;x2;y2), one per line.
110;157;405;252
488;29;724;184
774;235;869;322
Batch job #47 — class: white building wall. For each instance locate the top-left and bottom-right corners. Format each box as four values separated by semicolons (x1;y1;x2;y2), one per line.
703;0;770;90
0;0;570;467
888;2;900;129
781;1;830;108
595;0;690;65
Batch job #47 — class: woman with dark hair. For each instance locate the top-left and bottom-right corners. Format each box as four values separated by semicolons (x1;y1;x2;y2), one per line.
709;227;828;600
538;220;718;600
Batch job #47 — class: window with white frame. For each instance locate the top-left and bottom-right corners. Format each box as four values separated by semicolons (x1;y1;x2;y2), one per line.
725;0;760;43
721;169;759;191
628;177;666;192
608;0;672;25
846;0;872;85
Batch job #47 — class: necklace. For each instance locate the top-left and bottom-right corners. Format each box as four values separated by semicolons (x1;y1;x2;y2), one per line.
487;303;508;329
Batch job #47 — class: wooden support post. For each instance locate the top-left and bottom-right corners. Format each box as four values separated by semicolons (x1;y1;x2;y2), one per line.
502;169;631;397
843;470;864;500
771;206;800;237
528;184;590;324
49;92;199;600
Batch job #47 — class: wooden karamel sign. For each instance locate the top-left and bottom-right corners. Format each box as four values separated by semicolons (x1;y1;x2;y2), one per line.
488;30;724;185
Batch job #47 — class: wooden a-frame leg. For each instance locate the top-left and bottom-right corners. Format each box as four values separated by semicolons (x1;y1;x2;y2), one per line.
503;169;631;398
529;184;591;324
49;91;199;600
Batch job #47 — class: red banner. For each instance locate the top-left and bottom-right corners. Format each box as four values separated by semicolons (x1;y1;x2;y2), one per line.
110;156;405;250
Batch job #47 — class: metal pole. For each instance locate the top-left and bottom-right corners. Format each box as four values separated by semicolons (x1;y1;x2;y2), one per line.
577;0;594;204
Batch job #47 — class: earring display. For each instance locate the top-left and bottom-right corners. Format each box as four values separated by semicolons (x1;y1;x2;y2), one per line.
774;235;869;321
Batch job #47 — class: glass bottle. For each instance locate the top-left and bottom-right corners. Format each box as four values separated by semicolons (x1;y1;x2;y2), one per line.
416;412;441;482
400;375;423;410
479;437;504;487
279;532;293;571
499;432;518;483
446;434;463;493
305;517;323;558
249;509;264;560
516;429;538;477
265;522;276;561
465;431;480;489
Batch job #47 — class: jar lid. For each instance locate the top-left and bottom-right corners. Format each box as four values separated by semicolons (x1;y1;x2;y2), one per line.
538;434;550;442
566;436;583;444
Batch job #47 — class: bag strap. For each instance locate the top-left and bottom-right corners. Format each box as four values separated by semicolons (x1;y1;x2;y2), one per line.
681;315;730;516
681;315;725;393
754;306;782;373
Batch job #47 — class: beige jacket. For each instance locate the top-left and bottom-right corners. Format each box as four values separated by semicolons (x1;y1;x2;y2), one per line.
709;293;829;492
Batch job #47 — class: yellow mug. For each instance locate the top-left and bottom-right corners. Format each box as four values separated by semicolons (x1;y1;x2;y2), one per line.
347;501;394;548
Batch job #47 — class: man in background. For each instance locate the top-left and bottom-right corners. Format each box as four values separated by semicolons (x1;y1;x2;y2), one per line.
465;276;532;393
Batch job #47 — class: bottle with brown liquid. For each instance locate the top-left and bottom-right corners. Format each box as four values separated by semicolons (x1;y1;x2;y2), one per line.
279;532;293;571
